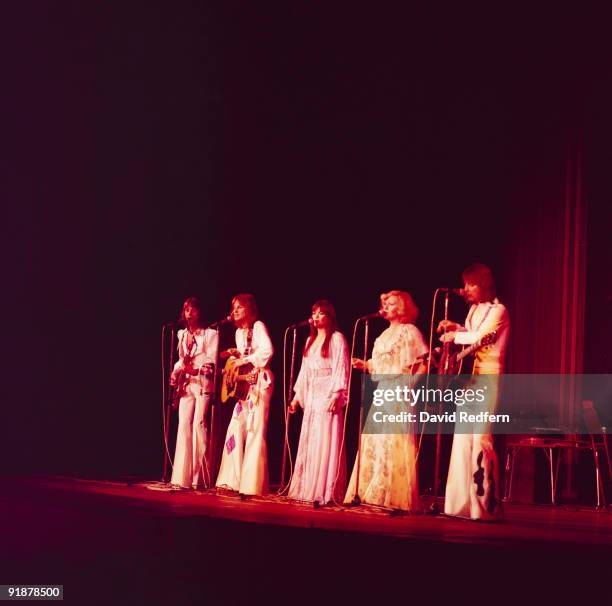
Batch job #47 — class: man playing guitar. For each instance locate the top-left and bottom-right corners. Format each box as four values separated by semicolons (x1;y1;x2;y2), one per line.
169;297;218;489
437;263;510;520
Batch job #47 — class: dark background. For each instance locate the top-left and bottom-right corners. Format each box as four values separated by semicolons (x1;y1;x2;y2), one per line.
4;3;611;483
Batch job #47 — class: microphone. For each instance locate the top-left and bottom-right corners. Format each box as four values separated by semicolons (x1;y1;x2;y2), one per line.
207;315;232;329
163;319;186;329
438;288;465;296
287;318;312;329
357;311;382;321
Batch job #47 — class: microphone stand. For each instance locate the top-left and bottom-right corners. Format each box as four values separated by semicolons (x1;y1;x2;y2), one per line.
279;326;298;492
349;318;370;506
207;324;222;488
431;290;451;511
161;324;176;483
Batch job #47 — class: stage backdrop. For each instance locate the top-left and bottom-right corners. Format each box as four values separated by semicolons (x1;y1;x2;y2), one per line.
4;4;610;484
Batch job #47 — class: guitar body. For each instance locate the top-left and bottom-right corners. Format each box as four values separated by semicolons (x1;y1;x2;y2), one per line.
169;371;190;410
221;358;257;403
436;331;497;375
169;354;194;410
437;346;466;375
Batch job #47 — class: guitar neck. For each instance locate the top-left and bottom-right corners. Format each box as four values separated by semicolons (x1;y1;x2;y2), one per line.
456;342;479;362
456;331;496;363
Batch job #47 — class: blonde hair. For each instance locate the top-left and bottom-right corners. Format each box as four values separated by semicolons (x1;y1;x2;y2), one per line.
380;290;418;324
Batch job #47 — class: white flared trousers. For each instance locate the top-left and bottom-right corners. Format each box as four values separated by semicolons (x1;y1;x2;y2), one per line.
216;381;271;495
444;433;501;520
171;379;212;488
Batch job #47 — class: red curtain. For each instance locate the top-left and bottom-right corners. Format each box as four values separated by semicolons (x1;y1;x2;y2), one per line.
503;131;587;499
505;130;586;386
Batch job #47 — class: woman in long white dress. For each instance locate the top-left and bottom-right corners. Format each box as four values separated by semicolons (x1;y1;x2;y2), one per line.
288;300;349;504
345;290;427;511
215;294;274;496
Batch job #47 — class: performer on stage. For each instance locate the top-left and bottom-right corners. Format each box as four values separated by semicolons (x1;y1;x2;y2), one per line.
345;291;428;511
170;297;219;489
288;300;350;504
437;263;510;520
216;294;274;496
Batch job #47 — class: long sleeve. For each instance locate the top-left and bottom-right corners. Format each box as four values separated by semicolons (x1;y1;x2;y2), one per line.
173;329;187;372
400;324;428;368
242;321;274;368
454;303;509;345
173;328;219;371
201;329;219;366
293;357;306;403
329;332;350;401
454;301;510;373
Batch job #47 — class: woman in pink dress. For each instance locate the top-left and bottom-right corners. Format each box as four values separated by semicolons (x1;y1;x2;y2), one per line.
288;300;349;504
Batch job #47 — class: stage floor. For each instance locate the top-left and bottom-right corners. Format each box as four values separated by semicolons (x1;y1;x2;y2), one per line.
2;476;610;604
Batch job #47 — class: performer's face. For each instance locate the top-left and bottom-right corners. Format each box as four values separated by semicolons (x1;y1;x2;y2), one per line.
231;301;247;324
463;281;482;304
381;295;400;321
312;307;330;329
184;304;200;325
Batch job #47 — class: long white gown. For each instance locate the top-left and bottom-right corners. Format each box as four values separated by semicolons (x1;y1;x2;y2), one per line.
288;332;349;504
216;320;274;495
345;323;428;511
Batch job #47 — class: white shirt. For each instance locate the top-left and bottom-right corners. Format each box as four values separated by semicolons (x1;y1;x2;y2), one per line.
174;327;219;371
454;299;509;373
235;320;273;369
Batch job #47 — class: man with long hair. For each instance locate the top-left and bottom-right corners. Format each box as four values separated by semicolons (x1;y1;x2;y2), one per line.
170;297;219;489
437;263;510;520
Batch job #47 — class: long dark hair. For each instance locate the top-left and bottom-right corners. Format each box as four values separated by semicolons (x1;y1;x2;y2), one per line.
304;299;338;358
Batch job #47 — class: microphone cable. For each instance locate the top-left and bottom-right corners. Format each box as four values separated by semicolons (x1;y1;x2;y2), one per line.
277;325;296;496
161;325;174;475
329;317;361;509
415;288;442;463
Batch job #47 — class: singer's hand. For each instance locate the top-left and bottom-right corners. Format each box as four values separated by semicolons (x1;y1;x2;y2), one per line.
220;348;241;360
439;332;456;343
169;371;179;387
352;358;367;371
288;399;300;414
198;364;214;378
327;395;342;413
437;320;459;333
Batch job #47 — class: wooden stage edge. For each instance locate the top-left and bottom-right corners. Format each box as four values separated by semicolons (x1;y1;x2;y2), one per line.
6;475;611;550
2;475;611;603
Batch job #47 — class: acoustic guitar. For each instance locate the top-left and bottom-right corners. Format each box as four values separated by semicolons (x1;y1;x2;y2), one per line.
436;331;498;375
220;357;258;403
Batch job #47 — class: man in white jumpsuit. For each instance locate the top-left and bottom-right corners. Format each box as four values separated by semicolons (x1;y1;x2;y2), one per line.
438;263;510;520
